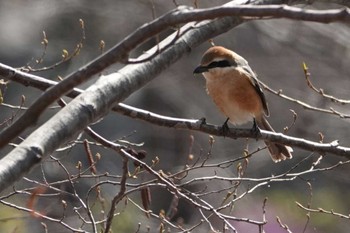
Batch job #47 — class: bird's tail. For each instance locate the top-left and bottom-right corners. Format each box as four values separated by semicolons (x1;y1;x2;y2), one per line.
256;117;293;162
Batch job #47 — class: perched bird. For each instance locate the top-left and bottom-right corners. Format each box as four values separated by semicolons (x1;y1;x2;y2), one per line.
193;46;292;162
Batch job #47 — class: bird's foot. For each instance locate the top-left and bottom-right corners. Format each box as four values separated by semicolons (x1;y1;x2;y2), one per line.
220;118;230;136
251;119;261;139
199;117;207;125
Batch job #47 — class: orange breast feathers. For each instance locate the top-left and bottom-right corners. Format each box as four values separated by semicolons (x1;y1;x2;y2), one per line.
203;67;265;125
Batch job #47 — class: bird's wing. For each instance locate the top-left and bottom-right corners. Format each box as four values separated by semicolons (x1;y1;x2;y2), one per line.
241;66;269;116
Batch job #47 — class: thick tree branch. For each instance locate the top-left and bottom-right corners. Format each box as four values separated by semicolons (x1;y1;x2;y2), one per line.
114;105;350;159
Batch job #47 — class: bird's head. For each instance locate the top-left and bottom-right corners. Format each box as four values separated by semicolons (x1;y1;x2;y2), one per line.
193;46;248;77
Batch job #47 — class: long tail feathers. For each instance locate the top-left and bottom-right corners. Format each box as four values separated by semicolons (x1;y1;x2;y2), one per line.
256;117;293;162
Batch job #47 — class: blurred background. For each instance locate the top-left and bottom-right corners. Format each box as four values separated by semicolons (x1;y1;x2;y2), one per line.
0;0;350;232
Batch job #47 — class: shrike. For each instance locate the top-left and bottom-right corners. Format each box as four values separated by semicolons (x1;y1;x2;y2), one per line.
193;46;292;162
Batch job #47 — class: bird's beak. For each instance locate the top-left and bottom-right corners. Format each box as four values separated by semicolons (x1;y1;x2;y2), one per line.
193;65;208;74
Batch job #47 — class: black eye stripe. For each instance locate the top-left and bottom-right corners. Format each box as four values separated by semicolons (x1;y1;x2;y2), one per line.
207;60;236;69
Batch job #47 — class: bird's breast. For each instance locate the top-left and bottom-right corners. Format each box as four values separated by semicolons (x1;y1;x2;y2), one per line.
203;70;264;125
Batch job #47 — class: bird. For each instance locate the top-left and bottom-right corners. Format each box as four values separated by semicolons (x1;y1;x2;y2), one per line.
193;46;292;162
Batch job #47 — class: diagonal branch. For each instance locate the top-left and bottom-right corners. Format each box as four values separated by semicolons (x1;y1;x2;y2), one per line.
303;62;350;104
259;80;350;118
296;201;350;219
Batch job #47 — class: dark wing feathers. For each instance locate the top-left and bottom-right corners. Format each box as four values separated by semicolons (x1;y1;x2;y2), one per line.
242;66;269;116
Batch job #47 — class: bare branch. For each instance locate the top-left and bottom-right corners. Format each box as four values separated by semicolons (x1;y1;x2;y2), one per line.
260;80;350;118
260;198;268;233
104;156;128;233
0;199;85;232
21;19;86;73
296;202;350;219
276;216;293;233
85;129;243;232
303;62;350;104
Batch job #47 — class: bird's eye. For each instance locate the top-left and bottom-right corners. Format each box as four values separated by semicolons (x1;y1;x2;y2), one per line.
207;60;233;69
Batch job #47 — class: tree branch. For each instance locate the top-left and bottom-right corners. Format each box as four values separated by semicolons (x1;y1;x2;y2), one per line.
259;80;350;119
296;202;350;219
104;156;128;233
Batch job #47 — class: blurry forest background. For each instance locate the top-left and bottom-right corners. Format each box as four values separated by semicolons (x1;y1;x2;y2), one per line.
0;0;350;232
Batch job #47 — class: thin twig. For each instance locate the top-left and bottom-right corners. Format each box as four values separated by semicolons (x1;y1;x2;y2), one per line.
20;19;86;73
296;202;350;219
301;181;313;233
51;157;98;232
260;80;350;118
276;216;293;233
0;199;85;232
259;198;268;233
302;62;350;104
104;156;129;233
